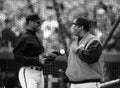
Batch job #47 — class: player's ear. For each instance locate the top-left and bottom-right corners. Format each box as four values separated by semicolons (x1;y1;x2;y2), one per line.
78;26;84;30
81;26;84;29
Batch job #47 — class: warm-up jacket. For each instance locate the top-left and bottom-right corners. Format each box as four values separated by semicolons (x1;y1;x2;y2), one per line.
65;32;104;82
13;29;44;66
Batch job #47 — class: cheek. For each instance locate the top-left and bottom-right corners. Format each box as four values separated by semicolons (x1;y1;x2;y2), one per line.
75;29;82;35
74;29;79;33
71;26;74;32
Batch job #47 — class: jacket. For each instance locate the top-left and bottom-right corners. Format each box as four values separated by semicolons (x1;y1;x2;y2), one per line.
65;33;104;82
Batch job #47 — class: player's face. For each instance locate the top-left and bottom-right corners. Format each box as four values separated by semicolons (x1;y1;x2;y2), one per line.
71;23;83;37
32;20;41;32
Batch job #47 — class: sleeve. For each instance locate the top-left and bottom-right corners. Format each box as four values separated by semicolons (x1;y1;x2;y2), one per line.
13;37;39;63
76;40;103;64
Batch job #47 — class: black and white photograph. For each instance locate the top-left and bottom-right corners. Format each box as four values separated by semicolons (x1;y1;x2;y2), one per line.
0;0;120;88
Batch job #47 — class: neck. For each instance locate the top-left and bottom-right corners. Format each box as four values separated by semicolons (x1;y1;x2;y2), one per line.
79;31;88;37
83;32;89;37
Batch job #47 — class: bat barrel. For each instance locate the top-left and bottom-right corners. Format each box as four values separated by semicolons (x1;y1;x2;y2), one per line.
99;79;120;88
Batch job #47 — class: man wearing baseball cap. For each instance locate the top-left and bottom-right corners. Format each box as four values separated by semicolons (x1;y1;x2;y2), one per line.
65;17;104;88
13;13;56;88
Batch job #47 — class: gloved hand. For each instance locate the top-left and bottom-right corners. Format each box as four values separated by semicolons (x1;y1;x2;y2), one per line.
43;53;57;64
52;51;62;56
38;55;46;64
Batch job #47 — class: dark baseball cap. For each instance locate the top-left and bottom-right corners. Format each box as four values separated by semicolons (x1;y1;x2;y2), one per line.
73;17;96;31
26;13;43;24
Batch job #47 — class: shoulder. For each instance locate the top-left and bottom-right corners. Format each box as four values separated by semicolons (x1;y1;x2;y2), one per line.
18;33;28;43
89;34;101;44
88;39;103;51
86;36;102;49
90;40;101;46
90;36;102;46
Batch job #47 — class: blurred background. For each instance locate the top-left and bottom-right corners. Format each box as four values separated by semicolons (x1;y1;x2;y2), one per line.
0;0;120;88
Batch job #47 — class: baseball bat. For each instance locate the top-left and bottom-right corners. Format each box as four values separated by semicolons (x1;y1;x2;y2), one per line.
99;78;120;88
102;16;120;49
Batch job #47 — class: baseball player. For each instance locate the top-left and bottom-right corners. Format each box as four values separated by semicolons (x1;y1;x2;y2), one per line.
65;17;104;88
13;13;56;88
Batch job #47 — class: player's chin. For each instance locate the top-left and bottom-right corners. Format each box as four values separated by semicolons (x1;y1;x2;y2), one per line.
74;33;79;37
